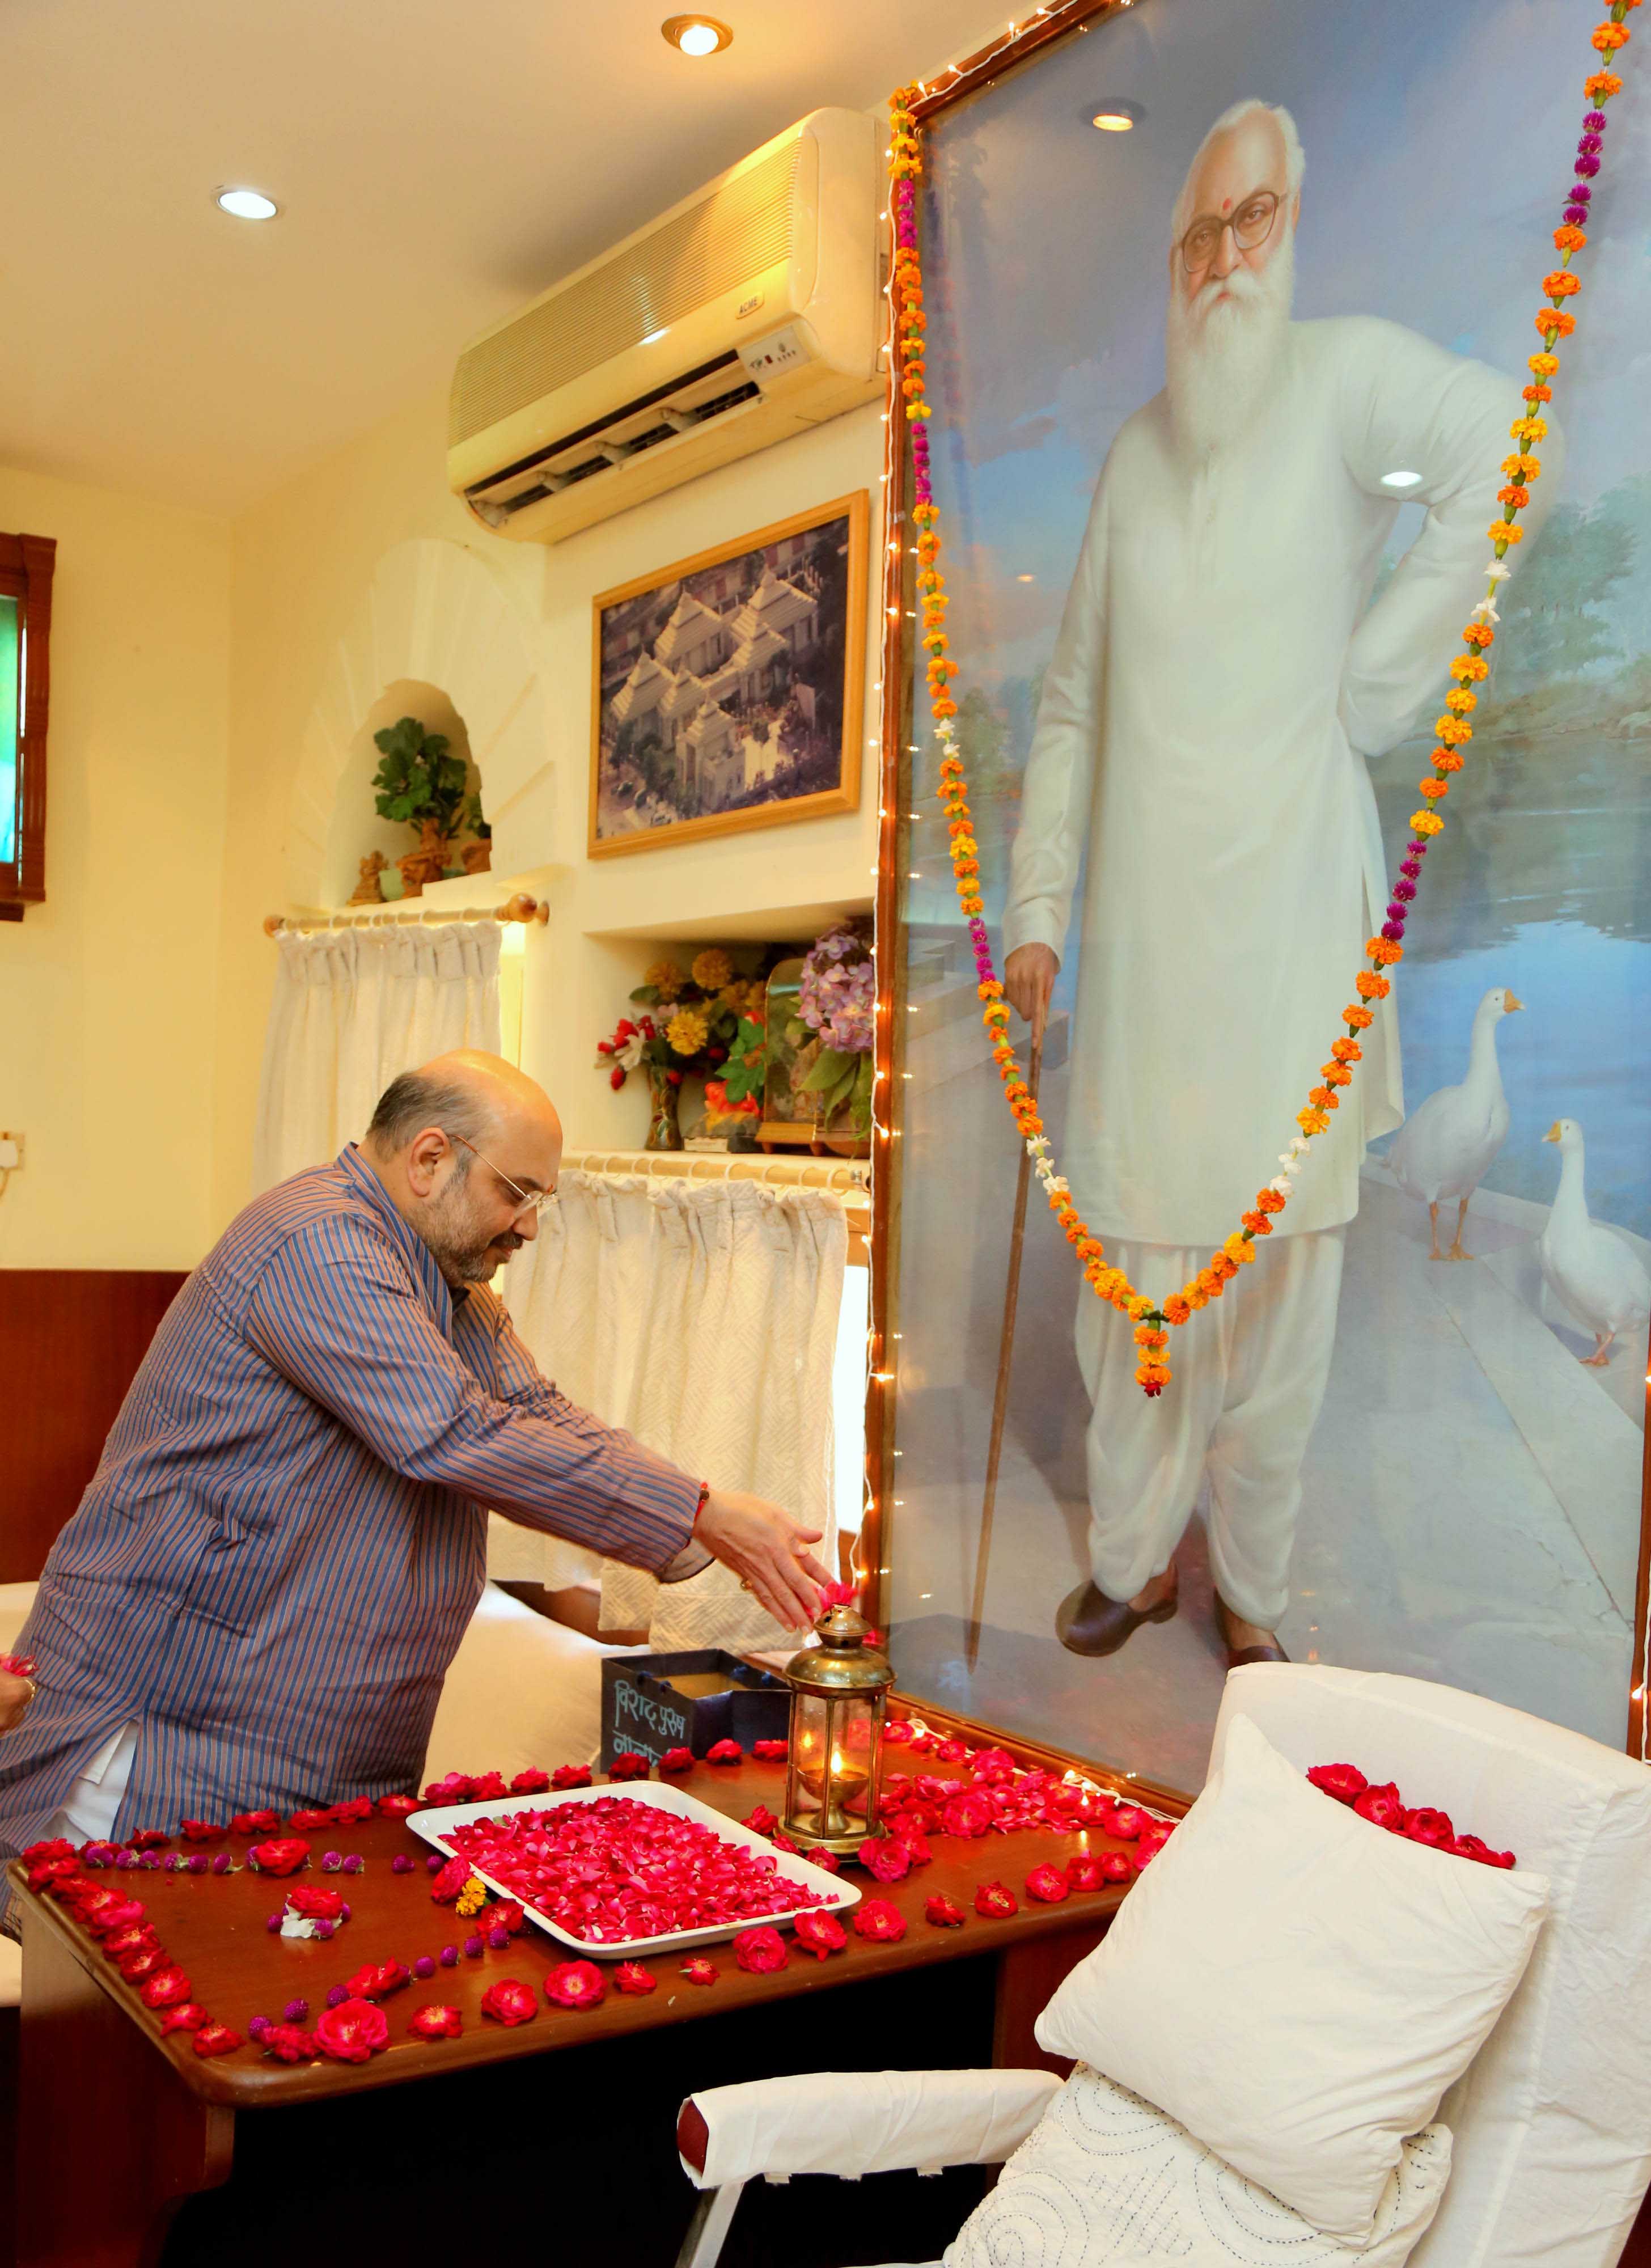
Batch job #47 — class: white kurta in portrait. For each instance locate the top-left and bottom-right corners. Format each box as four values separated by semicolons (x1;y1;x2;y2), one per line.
1004;315;1539;1250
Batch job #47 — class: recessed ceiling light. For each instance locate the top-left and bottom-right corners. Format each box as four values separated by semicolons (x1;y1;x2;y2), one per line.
1090;99;1144;132
662;14;733;56
1017;573;1036;583
216;185;279;221
1381;468;1424;489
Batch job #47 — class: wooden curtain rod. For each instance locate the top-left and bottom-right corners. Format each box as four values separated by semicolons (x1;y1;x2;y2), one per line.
263;892;550;938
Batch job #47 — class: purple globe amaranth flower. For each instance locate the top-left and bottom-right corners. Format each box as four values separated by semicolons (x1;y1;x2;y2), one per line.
1391;880;1416;903
463;1933;484;1958
211;1852;233;1875
391;1854;413;1875
314;1919;336;1941
1565;204;1591;227
413;1956;436;1980
426;1855;443;1873
1568;180;1592;201
249;2016;272;2040
1584;110;1607;131
139;1852;162;1870
325;1985;348;2009
115;1851;139;1871
439;1945;459;1967
320;1851;342;1873
341;1855;364;1876
1578;133;1603;156
265;1912;282;1932
1386;902;1409;922
1407;837;1430;857
283;1998;310;2022
1381;920;1406;942
338;1902;352;1921
488;1927;510;1950
1574;154;1601;177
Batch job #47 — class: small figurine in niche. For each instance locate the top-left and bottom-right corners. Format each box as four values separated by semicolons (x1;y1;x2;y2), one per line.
397;817;448;899
347;850;388;907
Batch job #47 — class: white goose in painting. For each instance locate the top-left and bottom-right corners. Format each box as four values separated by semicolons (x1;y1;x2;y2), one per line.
1388;985;1522;1260
1539;1117;1651;1366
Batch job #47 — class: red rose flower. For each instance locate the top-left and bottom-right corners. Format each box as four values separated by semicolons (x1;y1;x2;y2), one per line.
289;1808;334;1831
230;1810;281;1835
971;1746;1018;1777
470;1772;509;1801
752;1739;789;1762
705;1739;743;1765
159;2003;209;2036
884;1721;914;1746
1108;1805;1145;1842
608;1753;650;1782
246;1838;311;1877
329;1796;375;1825
735;1926;789;1974
261;2022;318;2063
103;1924;159;1962
615;1961;658;1995
480;1979;539;2027
658;1747;694;1775
86;1897;147;1937
1404;1807;1455;1850
974;1881;1019;1919
890;1824;933;1866
807;1846;841;1875
793;1911;848;1959
193;2022;243;2059
924;1893;967;1928
1132;1838;1166;1871
26;1856;82;1889
129;1830;171;1851
343;1959;409;2002
1353;1782;1408;1834
1097;1851;1133;1885
1025;1863;1070;1905
941;1790;994;1839
680;1956;719;1985
742;1805;779;1836
490;1898;527;1936
421;1773;475;1805
510;1769;551;1795
858;1835;911;1884
117;1946;168;1982
285;1884;345;1922
551;1764;592;1791
377;1792;422;1818
935;1738;972;1764
1065;1854;1107;1893
317;1998;391;2062
853;1898;908;1943
429;1856;473;1905
1454;1834;1517;1869
408;2004;463;2041
21;1838;77;1862
179;1819;224;1843
1307;1763;1369;1806
544;1960;607;2009
140;1967;193;2009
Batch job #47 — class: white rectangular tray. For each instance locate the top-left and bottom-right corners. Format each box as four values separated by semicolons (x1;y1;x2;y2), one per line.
410;1782;861;1959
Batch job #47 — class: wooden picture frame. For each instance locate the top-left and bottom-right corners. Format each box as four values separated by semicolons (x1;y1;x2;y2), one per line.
587;492;866;860
0;530;57;919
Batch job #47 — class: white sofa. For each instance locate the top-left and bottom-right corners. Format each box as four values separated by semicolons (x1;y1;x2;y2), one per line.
678;1664;1651;2268
0;1575;628;2009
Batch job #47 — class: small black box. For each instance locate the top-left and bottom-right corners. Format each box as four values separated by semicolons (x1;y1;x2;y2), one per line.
600;1649;791;1771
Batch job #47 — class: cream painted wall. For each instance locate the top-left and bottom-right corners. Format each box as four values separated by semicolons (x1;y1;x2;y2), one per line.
213;381;884;1235
0;464;230;1270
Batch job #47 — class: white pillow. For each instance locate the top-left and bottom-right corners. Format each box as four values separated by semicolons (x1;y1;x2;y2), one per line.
945;2067;1451;2268
1035;1714;1547;2244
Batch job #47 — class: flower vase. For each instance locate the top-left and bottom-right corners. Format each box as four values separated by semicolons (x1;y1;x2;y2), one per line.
646;1069;684;1152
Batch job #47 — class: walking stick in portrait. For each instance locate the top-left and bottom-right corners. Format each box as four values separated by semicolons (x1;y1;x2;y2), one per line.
966;1030;1044;1669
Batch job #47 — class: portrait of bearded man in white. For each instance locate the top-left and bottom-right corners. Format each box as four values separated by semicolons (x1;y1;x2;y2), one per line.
1001;96;1559;1666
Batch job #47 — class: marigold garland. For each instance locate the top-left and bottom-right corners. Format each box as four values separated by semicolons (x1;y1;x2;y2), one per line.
888;0;1639;1397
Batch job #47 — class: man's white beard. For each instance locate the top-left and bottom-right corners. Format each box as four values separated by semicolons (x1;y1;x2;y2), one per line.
1164;227;1295;460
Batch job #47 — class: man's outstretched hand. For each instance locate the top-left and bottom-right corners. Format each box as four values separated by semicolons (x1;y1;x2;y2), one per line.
1003;942;1058;1043
696;1491;831;1632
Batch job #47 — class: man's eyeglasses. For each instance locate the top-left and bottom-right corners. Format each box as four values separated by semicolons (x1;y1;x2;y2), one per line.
452;1133;558;1220
1178;188;1285;276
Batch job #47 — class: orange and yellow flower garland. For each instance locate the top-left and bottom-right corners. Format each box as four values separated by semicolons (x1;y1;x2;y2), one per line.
888;3;1639;1397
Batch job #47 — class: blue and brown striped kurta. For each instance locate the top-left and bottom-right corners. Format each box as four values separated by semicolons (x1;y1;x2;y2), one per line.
0;1148;700;1870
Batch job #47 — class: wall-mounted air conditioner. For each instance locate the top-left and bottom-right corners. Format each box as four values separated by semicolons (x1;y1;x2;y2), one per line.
448;108;883;545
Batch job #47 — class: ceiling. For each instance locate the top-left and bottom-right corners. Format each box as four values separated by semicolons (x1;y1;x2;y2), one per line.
1;0;1022;516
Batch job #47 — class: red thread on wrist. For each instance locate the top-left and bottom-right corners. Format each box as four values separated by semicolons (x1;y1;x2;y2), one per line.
693;1483;710;1529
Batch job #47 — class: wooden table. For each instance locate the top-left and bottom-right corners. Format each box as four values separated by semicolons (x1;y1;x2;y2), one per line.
10;1757;1134;2268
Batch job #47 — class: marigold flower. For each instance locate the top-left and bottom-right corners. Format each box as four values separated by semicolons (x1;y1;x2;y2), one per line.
1591;23;1629;52
1585;70;1623;96
1186;1284;1209;1310
1420;778;1449;800
665;1006;710;1057
645;960;687;1002
1241;1211;1272;1235
1512;417;1548;441
1344;1003;1374;1027
1163;1294;1191;1325
1297;1107;1330;1136
1435;718;1471;745
1497;486;1530;510
1462;625;1495;653
1445;688;1478;714
1534;310;1576;341
1320;1063;1352;1087
1543;269;1581;300
1451;654;1490;681
1368;938;1403;967
1523;384;1553;405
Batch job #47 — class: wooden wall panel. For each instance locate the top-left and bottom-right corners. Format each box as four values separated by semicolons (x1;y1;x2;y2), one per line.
0;1270;184;1582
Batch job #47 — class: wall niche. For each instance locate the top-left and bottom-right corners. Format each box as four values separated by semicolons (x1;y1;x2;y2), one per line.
321;678;486;909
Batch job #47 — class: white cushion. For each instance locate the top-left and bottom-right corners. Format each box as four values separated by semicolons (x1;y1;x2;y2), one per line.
1035;1715;1546;2244
945;2067;1451;2268
422;1581;644;1782
1213;1666;1651;2268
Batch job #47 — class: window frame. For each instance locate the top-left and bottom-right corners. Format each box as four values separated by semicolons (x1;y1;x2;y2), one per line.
0;531;57;919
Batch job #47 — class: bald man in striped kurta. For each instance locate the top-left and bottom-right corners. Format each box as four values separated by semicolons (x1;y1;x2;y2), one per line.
0;1054;827;1903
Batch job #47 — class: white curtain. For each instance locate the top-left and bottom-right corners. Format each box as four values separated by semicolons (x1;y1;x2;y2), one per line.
252;923;502;1191
496;1172;848;1651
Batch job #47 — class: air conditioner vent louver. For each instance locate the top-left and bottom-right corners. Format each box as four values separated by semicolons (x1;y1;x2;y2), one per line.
449;141;802;448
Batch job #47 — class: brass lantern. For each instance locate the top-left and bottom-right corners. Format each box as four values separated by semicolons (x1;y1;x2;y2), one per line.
781;1605;895;1854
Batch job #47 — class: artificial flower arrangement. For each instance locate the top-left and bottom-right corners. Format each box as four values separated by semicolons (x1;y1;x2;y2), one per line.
595;945;771;1146
782;920;875;1136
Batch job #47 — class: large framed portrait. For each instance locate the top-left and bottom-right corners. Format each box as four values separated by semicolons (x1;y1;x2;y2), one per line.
587;493;867;859
870;0;1651;1794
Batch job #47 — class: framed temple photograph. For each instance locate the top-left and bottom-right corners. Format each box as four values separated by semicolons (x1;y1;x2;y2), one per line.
587;491;868;859
870;0;1651;1796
